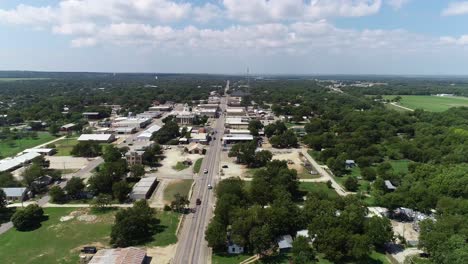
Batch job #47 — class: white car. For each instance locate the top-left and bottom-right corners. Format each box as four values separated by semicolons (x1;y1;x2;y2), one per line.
203;169;208;174
207;184;213;189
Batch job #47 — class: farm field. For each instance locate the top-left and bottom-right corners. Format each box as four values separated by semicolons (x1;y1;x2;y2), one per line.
383;95;468;112
0;132;56;158
0;207;179;263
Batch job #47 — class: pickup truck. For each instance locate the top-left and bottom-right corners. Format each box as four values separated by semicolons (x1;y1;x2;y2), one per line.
196;198;202;205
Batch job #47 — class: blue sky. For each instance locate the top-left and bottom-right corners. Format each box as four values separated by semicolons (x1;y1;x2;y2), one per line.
1;0;468;75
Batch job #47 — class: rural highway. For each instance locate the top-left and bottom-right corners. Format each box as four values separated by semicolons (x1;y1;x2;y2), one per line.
173;82;228;264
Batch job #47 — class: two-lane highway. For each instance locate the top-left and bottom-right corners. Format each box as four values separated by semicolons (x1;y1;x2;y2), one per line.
173;82;228;264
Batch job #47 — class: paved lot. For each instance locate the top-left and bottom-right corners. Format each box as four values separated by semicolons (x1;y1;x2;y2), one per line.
46;156;91;170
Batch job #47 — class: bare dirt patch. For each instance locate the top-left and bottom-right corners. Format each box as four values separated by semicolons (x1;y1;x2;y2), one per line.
146;244;177;264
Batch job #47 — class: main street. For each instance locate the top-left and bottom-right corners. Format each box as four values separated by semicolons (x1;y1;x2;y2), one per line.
173;81;229;264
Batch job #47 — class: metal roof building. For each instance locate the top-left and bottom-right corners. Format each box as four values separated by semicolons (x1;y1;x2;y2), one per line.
130;177;158;200
78;134;116;143
88;247;147;264
0;152;41;172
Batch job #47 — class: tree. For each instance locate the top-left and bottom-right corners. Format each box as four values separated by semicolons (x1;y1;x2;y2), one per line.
48;124;60;135
11;204;44;231
130;164;145;179
22;163;45;186
151;121;180;144
64;177;85;198
253;150;273;168
0;189;6;209
205;219;227;251
248;120;263;136
344;177;359;192
361;167;377;181
91;194;112;211
110;200;159;247
112;181;131;203
49;186;66;203
0;172;21;187
71;141;102;157
249;224;274;255
142;144;163;166
171;193;189;213
292;236;316;264
365;217;393;249
103;145;122;162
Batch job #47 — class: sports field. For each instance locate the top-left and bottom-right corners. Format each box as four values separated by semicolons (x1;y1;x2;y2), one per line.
383;95;468;112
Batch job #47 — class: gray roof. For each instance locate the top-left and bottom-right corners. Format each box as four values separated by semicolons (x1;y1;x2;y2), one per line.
277;235;293;249
2;187;27;198
0;152;41;172
385;180;397;190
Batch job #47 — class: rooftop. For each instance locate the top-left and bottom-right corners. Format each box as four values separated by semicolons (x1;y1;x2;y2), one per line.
78;134;114;141
88;247;146;264
1;187;27;198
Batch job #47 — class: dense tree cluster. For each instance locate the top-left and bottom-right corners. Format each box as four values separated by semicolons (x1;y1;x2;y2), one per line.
228;141;272;168
264;121;298;148
71;141;102;157
11;204;45;231
151;121;180;144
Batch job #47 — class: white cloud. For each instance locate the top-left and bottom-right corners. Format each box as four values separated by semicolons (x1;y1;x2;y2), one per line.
442;1;468;16
223;0;382;23
193;3;222;23
71;37;97;47
0;4;56;25
386;0;409;10
440;35;468;45
52;23;96;35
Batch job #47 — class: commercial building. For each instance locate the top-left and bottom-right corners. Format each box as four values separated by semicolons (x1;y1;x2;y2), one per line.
113;127;137;134
227;129;251;135
225;117;250;129
23;148;56;156
130;177;158;200
198;104;219;109
185;142;206;154
125;151;145;166
136;111;162;119
78;134;116;143
176;106;196;125
148;105;172;111
113;118;152;129
1;187;27;201
82;112;101;119
136;125;161;141
198;108;218;118
0;152;41;172
226;108;246;117
189;133;208;144
88;247;147;264
222;134;254;145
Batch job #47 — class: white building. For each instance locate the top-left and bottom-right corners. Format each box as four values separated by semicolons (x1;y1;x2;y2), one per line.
136;124;162;141
0;152;41;172
222;134;254;145
78;134;115;143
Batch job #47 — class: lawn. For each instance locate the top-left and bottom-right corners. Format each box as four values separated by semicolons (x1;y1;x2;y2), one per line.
163;179;194;202
383;95;468;112
52;138;79;156
172;162;190;171
193;158;203;173
0;132;56;157
389;159;410;174
298;169;322;179
335;167;371;194
299;182;339;199
0;208;180;263
212;253;253;264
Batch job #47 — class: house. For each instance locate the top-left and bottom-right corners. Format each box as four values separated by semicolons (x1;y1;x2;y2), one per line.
227;242;244;254
1;187;28;201
130;177;158;200
277;235;293;253
384;180;397;191
345;160;356;168
78;134;116;143
125;151;145;166
60;123;76;132
185;143;206;154
88;247;147;264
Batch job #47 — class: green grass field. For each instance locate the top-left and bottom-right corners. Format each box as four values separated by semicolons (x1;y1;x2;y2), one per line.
299;182;340;199
389;159;410;174
52;138;79;156
0;208;179;263
163;179;194;202
193;158;203;173
0;132;56;157
212;253;253;264
383;95;468;112
172;162;190;171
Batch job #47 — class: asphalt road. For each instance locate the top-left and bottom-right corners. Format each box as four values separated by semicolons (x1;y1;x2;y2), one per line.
173;82;228;264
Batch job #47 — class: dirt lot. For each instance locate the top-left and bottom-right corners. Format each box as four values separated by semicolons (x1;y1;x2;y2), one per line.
391;220;419;242
157;147;204;178
147;244;177;264
46;156;91;170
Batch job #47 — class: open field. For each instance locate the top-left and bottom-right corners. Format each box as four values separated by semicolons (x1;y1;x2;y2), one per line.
0;207;179;263
383;95;468;112
0;132;56;157
163;179;193;202
52;138;79;156
299;182;339;199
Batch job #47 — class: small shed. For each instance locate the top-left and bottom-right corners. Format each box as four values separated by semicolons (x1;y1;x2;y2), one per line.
277;235;293;252
227;242;244;254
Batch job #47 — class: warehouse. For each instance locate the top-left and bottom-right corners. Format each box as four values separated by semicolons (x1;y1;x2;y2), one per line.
222;134;254;145
130;177;158;200
78;134;115;143
113;118;152;129
0;152;41;172
136;124;162;141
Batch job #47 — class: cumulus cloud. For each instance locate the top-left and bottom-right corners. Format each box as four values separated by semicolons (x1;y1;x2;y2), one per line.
386;0;410;10
442;1;468;16
71;37;97;47
440;35;468;45
223;0;382;23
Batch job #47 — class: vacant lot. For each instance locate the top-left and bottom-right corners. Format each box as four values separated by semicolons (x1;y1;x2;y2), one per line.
163;179;193;202
299;182;339;199
53;138;79;156
0;208;179;263
0;132;55;157
383;95;468;112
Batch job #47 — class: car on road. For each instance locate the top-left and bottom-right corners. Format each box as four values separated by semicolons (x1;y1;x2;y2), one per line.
208;184;213;189
203;169;208;174
222;165;229;168
196;198;201;205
